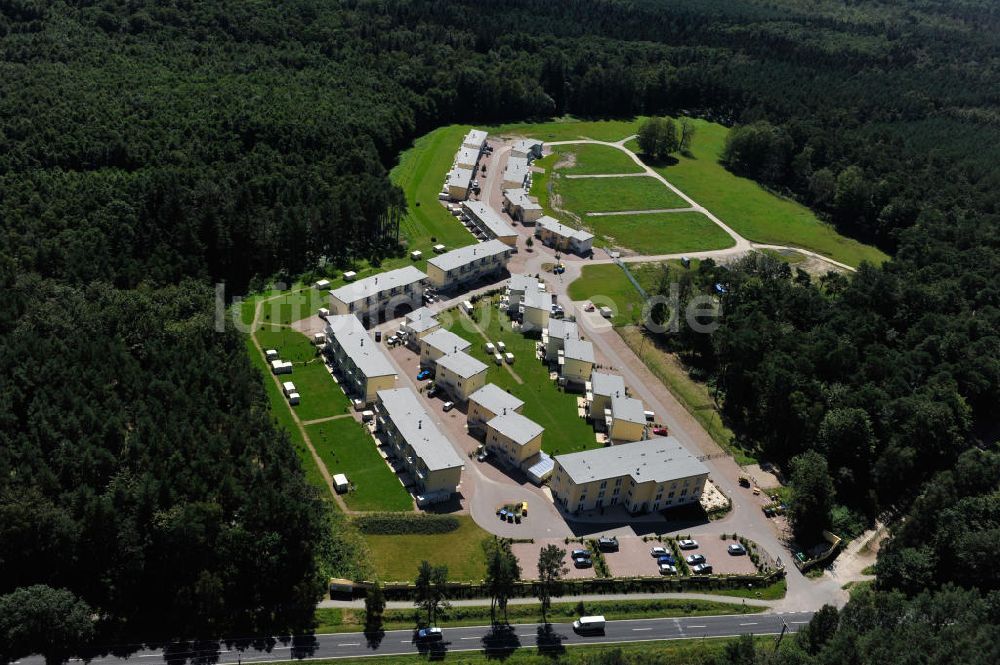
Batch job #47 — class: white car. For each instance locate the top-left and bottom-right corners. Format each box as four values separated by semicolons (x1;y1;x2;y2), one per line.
650;546;668;557
442;401;455;412
678;539;699;550
658;563;678;575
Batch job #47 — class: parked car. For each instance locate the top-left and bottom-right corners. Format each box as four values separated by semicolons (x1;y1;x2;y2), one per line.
652;427;669;436
477;449;489;462
416;369;431;381
658;563;678;575
584;303;595;312
442;401;455;412
571;549;591;560
657;554;676;565
678;539;699;550
416;627;443;642
597;536;619;551
691;563;713;575
573;557;593;568
374;330;382;342
650;546;669;557
427;384;439;398
685;553;706;565
728;543;747;556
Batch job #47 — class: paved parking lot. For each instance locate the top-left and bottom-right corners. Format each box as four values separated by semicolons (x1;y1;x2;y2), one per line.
602;537;669;578
511;538;597;580
675;535;759;575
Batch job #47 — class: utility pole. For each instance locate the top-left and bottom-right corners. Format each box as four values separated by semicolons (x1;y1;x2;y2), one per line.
774;616;789;651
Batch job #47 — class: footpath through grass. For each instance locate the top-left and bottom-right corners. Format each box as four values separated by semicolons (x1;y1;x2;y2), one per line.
314;596;763;633
444;302;600;457
243;335;331;497
362;515;491;582
625;121;887;267
567;263;665;327
557;175;687;214
256;327;353;422
306;418;413;512
553;143;644;175
585;211;735;255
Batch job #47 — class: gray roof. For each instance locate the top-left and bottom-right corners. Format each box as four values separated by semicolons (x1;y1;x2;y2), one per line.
455;146;480;166
447;167;473;189
537;216;595;243
325;315;397;378
521;289;551;311
504;188;540;209
427;239;510;273
462;201;517;239
555;437;708;485
405;307;440;332
422;329;472;356
463;129;488;149
563;338;594;364
436;351;488;379
487;412;544;445
468;383;524;416
508;274;538;294
376;388;464;472
590;372;626;399
329;266;426;306
612;396;647;425
504;155;530;184
407;306;436;322
548;319;579;342
512;138;542;154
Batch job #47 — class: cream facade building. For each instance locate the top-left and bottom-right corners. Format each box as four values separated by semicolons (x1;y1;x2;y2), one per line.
550;438;709;515
467;383;525;433
425;240;512;291
376;388;464;497
328;266;426;324
324;314;397;404
485;412;544;470
434;351;488;402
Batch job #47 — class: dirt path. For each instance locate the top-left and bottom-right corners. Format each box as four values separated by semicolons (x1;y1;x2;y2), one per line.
587;207;698;217
250;289;351;514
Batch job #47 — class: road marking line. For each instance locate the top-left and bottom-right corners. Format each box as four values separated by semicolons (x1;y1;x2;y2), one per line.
791;621;809;624
338;643;360;647
688;625;706;628
632;628;653;631
461;636;479;640
273;646;292;650
739;622;758;626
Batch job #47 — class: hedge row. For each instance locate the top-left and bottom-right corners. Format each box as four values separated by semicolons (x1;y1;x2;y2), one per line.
371;570;784;601
351;512;459;535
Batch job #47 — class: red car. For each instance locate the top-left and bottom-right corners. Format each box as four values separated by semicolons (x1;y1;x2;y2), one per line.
652;427;669;436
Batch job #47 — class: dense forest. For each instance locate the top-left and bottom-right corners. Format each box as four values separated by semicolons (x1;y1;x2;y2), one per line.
2;0;999;661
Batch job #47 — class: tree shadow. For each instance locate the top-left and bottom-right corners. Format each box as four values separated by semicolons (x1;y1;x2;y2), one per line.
637;153;679;168
535;623;567;657
480;624;522;659
290;634;319;659
364;626;386;649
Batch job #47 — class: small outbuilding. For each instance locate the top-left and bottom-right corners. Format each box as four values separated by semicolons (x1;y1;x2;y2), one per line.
343;271;357;282
314;279;331;290
287;392;300;405
265;349;279;361
318;307;330;318
333;474;349;493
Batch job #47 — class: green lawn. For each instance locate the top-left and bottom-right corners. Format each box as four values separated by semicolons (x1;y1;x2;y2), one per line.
363;515;490;582
489;117;640;142
553;143;644;175
255;327;352;422
585;211;735;255
566;263;661;327
243;336;331;497
625;120;888;267
314;597;762;633
556;175;687;213
443;303;601;457
391;125;478;257
529;153;559;219
307;418;413;512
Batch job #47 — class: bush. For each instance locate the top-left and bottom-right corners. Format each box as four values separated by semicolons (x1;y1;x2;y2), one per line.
352;513;459;535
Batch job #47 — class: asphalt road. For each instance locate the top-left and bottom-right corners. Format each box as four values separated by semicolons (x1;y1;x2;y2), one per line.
27;613;812;665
